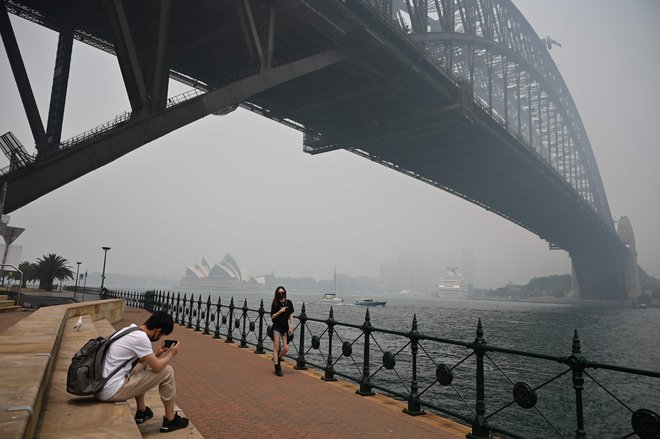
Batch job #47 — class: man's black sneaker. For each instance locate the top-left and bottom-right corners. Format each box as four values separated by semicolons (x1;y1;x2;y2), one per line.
134;406;154;424
160;413;189;433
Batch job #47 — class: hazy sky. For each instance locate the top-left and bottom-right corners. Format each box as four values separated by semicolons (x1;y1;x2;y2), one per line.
1;1;658;289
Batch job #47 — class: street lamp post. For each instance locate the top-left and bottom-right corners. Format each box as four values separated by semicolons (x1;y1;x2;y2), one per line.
74;262;81;301
100;246;110;299
82;270;87;302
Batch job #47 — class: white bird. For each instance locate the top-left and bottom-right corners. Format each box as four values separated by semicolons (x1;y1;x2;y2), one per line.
73;316;83;331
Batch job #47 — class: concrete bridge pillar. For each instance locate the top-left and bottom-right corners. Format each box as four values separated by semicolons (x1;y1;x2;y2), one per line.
616;216;641;301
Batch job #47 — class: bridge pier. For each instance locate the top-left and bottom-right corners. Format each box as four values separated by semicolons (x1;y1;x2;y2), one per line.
616;216;642;301
570;239;626;301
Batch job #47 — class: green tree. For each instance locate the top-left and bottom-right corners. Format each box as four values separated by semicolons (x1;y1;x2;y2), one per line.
34;254;74;291
18;261;37;288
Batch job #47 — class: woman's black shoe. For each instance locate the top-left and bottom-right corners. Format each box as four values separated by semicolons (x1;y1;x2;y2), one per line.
274;363;283;376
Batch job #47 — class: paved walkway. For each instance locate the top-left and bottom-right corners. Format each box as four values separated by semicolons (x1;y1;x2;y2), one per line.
2;308;469;439
119;308;468;439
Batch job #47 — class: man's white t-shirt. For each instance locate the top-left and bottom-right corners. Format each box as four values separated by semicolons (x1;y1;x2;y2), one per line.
95;324;154;401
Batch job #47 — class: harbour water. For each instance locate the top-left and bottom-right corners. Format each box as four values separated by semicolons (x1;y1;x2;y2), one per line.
150;288;660;437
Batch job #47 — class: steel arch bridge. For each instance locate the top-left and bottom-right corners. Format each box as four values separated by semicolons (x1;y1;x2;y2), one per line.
0;0;630;299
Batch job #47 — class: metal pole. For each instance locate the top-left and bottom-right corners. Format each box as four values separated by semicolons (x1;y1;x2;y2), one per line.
82;270;87;301
73;262;81;300
100;246;110;298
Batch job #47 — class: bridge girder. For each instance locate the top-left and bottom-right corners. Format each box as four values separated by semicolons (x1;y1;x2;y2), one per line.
0;0;627;299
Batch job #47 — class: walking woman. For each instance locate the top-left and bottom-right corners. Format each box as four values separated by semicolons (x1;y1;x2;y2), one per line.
270;286;294;376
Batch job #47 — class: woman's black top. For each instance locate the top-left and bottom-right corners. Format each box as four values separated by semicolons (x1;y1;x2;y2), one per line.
271;299;294;333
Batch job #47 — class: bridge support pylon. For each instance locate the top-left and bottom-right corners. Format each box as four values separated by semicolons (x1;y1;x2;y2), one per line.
570;239;626;302
616;216;641;301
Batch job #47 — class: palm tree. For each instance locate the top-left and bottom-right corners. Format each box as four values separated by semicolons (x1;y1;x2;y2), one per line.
34;254;74;291
18;260;37;288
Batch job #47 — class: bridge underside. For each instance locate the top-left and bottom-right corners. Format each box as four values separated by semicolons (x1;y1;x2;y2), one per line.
1;0;626;299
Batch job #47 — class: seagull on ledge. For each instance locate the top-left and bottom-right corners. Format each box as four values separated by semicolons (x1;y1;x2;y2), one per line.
73;316;83;331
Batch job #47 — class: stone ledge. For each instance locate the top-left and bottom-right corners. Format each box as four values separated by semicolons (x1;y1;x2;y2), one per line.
0;300;125;439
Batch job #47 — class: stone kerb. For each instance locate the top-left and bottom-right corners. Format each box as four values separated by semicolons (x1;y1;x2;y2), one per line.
62;298;125;324
0;299;125;439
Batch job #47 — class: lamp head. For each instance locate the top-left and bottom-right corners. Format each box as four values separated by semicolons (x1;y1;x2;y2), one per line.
102;246;111;251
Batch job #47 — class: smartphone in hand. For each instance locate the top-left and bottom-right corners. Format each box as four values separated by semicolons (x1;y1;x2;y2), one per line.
163;339;178;348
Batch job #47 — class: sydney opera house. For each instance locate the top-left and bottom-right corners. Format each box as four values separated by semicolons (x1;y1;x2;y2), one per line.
180;253;266;290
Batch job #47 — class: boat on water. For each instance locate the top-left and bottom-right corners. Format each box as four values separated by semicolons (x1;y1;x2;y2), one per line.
321;268;344;304
321;292;343;304
353;298;387;307
435;266;467;298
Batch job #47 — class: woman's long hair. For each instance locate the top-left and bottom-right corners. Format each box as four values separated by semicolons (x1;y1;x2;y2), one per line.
272;286;287;306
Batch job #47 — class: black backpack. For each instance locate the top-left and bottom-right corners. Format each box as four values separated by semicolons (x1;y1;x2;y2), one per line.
66;326;140;396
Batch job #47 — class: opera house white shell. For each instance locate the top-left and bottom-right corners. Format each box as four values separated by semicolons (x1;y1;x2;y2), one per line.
180;253;265;289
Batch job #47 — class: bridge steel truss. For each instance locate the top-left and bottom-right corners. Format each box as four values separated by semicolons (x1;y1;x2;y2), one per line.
397;0;612;225
0;0;626;299
333;0;612;231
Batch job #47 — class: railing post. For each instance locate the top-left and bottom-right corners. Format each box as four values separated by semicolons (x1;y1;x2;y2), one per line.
214;296;222;339
186;294;194;329
404;314;425;415
203;295;211;335
167;292;174;315
356;308;374;396
225;297;235;343
179;294;187;326
570;330;587;438
240;298;248;348
194;295;202;331
322;306;337;381
175;293;181;324
255;299;265;354
467;318;490;438
295;303;308;370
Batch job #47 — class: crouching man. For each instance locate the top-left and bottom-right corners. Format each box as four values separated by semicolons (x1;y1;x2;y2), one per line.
95;311;189;433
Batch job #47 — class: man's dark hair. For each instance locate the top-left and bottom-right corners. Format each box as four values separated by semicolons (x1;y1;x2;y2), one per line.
144;311;174;335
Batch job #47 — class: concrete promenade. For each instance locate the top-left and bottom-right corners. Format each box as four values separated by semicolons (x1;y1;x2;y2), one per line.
2;308;469;439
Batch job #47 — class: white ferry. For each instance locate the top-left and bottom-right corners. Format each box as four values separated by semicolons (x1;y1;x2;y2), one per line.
435;266;467;298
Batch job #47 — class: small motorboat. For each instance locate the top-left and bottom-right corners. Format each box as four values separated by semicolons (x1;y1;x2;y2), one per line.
353;297;386;307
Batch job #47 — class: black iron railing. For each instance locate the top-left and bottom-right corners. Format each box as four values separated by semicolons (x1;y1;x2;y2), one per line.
107;290;659;439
